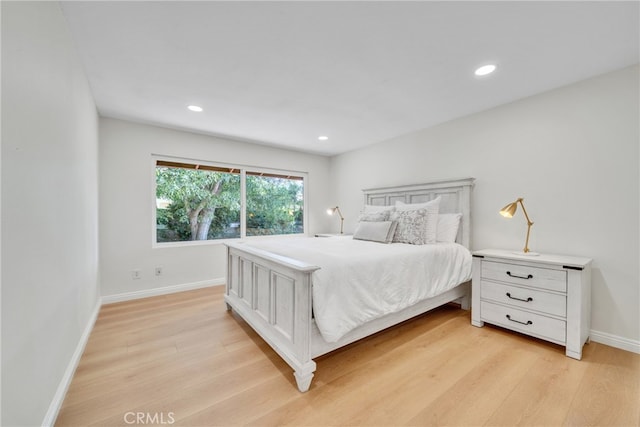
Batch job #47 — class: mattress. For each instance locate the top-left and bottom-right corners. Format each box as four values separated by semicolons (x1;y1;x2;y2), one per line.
244;236;472;343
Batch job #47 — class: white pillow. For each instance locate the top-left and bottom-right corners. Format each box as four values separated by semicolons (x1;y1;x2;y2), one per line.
437;213;462;243
353;221;398;243
395;197;441;244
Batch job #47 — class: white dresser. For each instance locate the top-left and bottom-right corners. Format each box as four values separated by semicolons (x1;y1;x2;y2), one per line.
471;249;592;359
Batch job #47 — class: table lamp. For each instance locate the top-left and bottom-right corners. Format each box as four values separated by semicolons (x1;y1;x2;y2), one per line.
500;197;538;255
326;206;344;234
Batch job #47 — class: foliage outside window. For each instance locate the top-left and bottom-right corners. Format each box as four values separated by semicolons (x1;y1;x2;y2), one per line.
155;160;304;243
246;173;304;236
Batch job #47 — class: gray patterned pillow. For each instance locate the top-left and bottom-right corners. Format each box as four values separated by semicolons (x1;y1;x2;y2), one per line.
358;210;391;222
390;208;429;245
358;205;394;222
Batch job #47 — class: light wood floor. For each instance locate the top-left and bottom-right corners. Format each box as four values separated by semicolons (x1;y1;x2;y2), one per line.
56;286;640;427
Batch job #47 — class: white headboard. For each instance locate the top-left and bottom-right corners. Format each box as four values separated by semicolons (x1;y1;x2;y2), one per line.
363;177;475;248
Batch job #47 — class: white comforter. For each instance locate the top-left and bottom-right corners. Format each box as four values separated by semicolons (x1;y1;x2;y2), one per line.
244;236;472;343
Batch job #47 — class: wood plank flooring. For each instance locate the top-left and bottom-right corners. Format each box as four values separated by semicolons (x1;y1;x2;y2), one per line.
56;286;640;426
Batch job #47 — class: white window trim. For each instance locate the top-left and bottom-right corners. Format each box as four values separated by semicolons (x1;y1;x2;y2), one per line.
151;154;308;248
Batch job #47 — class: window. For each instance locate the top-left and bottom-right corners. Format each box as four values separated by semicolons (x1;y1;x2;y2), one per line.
246;172;304;236
155;158;305;244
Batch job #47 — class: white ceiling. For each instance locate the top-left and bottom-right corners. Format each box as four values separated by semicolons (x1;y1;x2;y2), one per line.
60;1;639;156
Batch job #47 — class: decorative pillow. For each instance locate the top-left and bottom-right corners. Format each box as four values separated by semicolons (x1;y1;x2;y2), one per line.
395;197;441;244
358;210;391;222
358;204;394;222
437;213;462;243
353;221;398;243
389;209;430;245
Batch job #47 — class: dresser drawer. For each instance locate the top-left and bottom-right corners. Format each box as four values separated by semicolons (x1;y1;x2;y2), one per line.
480;301;566;344
481;260;567;292
480;281;567;317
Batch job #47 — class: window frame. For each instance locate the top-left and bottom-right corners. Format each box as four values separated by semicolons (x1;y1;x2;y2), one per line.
152;155;308;248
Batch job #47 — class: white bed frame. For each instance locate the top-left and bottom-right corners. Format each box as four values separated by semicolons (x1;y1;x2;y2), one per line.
224;177;474;392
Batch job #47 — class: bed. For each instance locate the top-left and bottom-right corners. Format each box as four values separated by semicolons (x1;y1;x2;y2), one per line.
224;178;474;392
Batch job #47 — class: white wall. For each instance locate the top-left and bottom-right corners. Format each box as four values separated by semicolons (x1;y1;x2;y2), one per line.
330;65;639;348
1;2;100;426
99;118;332;298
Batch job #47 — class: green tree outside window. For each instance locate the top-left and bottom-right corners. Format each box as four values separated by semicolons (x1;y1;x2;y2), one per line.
155;161;304;243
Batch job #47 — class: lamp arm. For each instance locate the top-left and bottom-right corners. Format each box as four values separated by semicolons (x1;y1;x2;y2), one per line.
517;199;534;226
335;207;344;234
517;199;534;253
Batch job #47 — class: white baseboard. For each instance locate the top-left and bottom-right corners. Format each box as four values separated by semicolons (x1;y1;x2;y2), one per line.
42;299;101;427
101;278;225;305
590;329;640;354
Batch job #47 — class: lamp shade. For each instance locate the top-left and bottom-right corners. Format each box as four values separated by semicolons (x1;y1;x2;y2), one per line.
499;201;518;218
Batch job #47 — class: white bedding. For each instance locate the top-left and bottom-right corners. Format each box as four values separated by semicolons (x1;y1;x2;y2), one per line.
244;236;472;343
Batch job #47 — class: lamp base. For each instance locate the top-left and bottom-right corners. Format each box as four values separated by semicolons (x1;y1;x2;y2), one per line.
512;251;540;256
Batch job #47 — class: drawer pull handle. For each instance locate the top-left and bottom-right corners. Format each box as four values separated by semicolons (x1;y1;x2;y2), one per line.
506;292;533;303
506;271;533;280
506;314;533;326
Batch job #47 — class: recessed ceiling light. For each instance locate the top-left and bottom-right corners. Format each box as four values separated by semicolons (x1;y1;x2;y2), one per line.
187;105;203;112
475;64;497;76
318;136;329;141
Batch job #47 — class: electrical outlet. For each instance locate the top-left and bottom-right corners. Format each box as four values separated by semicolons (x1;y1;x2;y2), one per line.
132;269;141;279
155;267;162;276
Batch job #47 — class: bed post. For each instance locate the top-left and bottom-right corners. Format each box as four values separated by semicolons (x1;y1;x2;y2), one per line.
225;242;320;392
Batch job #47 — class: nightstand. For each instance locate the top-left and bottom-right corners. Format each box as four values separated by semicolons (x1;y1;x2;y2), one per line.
471;249;592;359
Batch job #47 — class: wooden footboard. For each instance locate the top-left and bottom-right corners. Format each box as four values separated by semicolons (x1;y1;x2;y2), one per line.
224;241;320;392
